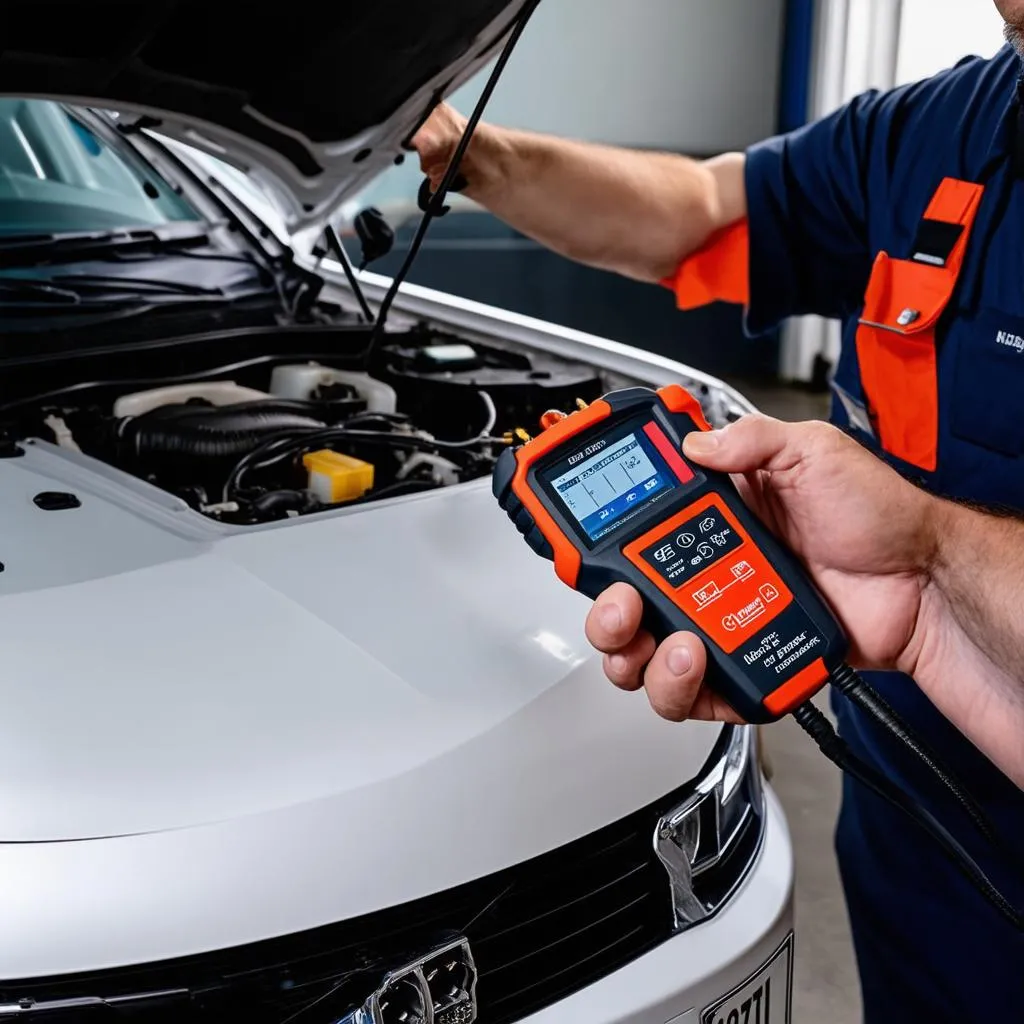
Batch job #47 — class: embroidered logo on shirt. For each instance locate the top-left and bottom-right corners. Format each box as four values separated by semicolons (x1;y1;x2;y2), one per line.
995;330;1024;353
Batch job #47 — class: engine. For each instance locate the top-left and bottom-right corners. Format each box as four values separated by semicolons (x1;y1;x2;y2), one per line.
15;333;604;525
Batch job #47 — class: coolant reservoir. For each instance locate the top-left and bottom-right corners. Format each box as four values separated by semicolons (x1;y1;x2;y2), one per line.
270;364;397;414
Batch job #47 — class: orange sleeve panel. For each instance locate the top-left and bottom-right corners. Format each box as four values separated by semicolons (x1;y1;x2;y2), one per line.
660;219;750;310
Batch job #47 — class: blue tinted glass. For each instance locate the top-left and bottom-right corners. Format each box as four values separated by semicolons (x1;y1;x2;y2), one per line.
0;99;200;236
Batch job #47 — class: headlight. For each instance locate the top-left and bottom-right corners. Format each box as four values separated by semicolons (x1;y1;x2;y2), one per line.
654;725;766;929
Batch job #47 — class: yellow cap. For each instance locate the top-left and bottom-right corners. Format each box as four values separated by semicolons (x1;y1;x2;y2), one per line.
302;449;374;504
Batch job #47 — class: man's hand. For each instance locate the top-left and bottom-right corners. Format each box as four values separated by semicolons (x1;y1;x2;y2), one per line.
585;416;937;723
410;103;471;193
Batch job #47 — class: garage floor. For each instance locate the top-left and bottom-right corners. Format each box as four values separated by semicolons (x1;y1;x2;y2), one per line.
727;379;862;1024
763;707;861;1023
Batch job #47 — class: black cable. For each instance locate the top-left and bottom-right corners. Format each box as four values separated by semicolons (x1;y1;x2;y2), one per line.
792;699;1022;931
353;478;440;504
360;0;542;368
829;663;997;844
322;223;375;324
232;426;472;478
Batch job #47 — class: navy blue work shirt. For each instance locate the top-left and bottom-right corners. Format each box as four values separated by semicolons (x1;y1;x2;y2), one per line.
745;44;1024;507
742;43;1024;1020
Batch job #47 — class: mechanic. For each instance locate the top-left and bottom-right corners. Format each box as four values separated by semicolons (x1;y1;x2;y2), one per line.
411;4;1024;1018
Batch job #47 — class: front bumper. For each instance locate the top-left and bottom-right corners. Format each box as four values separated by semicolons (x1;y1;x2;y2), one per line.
522;786;794;1024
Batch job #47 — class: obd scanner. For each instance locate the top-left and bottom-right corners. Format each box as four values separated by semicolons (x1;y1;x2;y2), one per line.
494;384;843;723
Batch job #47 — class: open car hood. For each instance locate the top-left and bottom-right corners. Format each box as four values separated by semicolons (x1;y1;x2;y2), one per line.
0;0;530;231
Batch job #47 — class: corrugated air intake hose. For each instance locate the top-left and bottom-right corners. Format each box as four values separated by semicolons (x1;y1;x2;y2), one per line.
118;400;325;462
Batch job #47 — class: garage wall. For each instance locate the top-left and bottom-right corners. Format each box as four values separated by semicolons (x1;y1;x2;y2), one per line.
450;0;785;152
896;0;1005;84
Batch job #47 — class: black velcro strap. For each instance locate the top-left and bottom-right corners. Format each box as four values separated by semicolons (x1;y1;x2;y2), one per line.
911;219;964;267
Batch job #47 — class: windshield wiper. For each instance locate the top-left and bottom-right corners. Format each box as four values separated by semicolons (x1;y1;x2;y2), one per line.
0;224;221;266
30;273;224;297
0;278;81;304
0;272;225;300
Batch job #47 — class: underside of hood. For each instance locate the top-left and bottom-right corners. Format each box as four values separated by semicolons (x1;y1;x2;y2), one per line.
0;0;530;230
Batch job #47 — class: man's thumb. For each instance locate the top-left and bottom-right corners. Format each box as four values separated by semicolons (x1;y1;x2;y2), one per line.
682;414;798;474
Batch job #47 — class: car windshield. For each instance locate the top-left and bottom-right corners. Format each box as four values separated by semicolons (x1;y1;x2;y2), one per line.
0;98;201;237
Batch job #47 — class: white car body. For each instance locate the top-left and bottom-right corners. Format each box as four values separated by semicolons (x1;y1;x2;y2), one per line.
0;256;794;1023
0;3;794;1020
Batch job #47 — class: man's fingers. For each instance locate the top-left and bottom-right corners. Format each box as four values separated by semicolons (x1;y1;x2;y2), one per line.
683;414;815;475
585;582;645;653
642;633;709;721
602;630;657;691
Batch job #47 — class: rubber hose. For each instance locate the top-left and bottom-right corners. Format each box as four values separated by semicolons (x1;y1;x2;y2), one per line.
248;489;321;519
121;404;324;461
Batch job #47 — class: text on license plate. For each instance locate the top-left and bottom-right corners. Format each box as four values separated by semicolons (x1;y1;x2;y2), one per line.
700;933;793;1024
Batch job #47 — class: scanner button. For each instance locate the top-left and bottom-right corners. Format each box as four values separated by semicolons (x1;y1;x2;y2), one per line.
638;504;742;588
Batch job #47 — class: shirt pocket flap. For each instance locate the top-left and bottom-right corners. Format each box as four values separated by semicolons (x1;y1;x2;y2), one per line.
859;251;959;334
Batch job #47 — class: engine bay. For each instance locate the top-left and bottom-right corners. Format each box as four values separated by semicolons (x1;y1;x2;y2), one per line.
0;325;607;526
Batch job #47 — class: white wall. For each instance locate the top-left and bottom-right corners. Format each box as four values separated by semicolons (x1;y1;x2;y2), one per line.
352;0;785;213
896;0;1005;84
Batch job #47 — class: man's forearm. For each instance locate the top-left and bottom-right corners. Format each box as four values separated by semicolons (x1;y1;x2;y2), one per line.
932;501;1024;681
459;122;746;282
908;498;1024;787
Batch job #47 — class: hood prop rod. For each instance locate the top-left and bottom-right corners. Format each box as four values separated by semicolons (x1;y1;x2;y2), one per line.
322;222;376;324
359;0;542;367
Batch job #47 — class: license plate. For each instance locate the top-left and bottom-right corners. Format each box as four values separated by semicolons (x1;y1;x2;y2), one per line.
701;933;793;1024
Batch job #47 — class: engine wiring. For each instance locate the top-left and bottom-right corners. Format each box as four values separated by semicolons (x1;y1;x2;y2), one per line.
443;389;498;446
221;409;504;507
217;388;501;504
477;388;498;438
224;425;498;495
